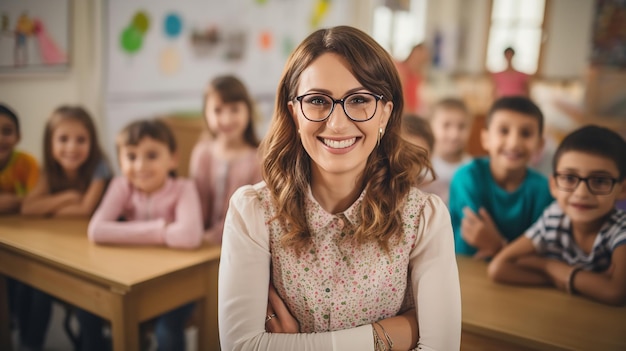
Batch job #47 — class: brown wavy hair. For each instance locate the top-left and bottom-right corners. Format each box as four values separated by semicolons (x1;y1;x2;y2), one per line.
202;75;260;147
260;26;432;253
43;106;109;193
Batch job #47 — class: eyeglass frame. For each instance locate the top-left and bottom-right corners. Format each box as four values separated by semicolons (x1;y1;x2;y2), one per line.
552;172;620;195
294;92;384;122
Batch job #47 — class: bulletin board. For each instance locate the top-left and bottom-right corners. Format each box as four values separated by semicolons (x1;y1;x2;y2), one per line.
105;0;349;99
0;0;70;74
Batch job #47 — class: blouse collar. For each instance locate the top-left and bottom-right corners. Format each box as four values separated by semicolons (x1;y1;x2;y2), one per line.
305;185;364;228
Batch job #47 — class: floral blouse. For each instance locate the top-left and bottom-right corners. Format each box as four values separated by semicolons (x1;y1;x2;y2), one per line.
218;182;461;351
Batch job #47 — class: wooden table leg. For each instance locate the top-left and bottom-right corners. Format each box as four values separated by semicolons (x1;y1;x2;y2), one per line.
0;276;12;351
197;261;220;351
110;292;140;351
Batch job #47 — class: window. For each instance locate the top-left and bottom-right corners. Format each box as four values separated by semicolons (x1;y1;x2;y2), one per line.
486;0;546;74
372;0;427;60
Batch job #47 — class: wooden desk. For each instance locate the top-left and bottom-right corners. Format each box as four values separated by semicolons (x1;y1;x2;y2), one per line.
458;256;626;351
0;217;221;351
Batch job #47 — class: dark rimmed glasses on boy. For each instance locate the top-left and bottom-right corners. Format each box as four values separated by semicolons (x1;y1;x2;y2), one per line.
553;173;620;195
294;92;384;122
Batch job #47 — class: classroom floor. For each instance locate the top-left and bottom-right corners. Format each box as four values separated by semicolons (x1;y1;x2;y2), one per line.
12;301;198;351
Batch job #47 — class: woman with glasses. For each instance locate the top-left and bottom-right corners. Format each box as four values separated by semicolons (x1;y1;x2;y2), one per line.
218;26;461;350
488;125;626;306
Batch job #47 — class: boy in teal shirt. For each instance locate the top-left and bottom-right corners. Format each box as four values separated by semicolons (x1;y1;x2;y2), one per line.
449;96;553;258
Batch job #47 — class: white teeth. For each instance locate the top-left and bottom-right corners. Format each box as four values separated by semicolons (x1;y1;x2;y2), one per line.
323;137;356;149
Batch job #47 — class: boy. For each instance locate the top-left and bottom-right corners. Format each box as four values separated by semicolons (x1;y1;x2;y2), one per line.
0;103;39;213
449;96;553;258
427;97;473;205
488;125;626;306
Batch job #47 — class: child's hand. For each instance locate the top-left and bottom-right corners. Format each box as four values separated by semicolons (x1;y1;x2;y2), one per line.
266;284;299;333
62;190;82;204
461;207;505;259
543;260;572;291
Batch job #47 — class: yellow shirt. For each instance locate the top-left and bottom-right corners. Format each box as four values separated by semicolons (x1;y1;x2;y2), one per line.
0;151;39;196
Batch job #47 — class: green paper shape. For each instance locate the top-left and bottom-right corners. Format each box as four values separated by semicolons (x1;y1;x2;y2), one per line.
121;26;143;54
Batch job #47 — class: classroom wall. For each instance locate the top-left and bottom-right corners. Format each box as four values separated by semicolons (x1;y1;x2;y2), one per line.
0;0;104;161
541;0;594;79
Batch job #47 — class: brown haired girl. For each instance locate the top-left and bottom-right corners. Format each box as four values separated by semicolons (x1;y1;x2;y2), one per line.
189;74;262;245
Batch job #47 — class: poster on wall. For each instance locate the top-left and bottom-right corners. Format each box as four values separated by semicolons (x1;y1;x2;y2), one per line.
0;0;70;74
590;0;626;68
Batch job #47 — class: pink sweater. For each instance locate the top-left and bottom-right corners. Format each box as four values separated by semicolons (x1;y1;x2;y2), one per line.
189;140;262;244
87;177;203;249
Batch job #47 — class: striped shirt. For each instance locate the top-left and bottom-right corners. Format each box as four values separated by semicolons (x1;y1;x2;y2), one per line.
525;202;626;272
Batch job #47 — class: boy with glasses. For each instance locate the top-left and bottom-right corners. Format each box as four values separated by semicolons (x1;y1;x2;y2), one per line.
488;125;626;306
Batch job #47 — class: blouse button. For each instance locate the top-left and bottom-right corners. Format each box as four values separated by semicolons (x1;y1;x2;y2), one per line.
336;218;345;230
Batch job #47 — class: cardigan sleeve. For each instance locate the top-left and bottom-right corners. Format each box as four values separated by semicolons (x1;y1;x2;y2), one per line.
87;177;166;245
218;184;375;351
162;179;204;249
409;194;462;350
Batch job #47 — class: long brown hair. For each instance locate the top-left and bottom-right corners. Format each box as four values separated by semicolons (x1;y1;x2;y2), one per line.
43;106;108;193
260;26;432;253
203;75;260;147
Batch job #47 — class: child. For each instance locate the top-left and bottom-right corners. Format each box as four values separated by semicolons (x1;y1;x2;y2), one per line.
449;96;553;258
22;105;112;216
82;119;203;351
401;113;434;155
488;125;626;306
427;97;473;205
0;103;40;350
189;75;262;245
16;105;111;351
0;104;39;213
491;47;530;99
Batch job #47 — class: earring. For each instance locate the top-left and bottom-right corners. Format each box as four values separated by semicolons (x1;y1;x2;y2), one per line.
377;127;384;147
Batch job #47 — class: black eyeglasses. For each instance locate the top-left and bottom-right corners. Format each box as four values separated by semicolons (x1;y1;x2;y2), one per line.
553;173;620;195
294;92;384;122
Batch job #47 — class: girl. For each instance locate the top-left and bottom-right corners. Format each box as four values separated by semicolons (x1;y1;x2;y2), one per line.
21;105;112;216
218;26;461;350
16;105;111;351
189;75;262;245
82;119;203;351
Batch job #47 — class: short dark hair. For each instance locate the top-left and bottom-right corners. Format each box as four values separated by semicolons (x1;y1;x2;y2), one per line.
486;96;544;135
402;114;434;151
116;118;178;177
432;97;469;116
0;103;20;135
504;47;515;55
553;125;626;180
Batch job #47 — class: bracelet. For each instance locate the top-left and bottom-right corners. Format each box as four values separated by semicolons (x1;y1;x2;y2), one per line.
566;266;582;295
372;324;388;351
374;321;394;350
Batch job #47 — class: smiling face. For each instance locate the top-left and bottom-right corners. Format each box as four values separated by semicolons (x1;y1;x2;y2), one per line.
0;114;19;167
431;107;471;159
550;151;626;226
204;92;250;145
51;118;91;174
119;136;177;194
289;53;392;181
481;109;543;173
